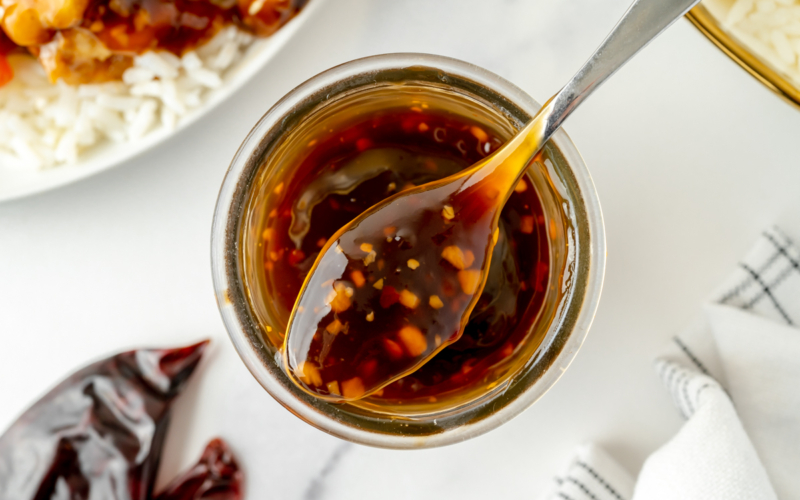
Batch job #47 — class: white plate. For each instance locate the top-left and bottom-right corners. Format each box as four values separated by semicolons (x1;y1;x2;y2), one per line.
0;0;324;202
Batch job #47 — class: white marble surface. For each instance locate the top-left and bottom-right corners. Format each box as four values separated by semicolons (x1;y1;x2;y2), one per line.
2;0;800;498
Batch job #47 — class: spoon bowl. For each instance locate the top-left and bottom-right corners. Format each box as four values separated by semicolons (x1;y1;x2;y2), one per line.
283;151;516;401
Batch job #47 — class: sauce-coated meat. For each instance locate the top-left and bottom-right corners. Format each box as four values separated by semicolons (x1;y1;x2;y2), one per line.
0;0;305;84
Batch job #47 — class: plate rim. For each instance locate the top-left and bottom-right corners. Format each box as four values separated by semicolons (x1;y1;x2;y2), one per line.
686;5;800;111
0;0;325;203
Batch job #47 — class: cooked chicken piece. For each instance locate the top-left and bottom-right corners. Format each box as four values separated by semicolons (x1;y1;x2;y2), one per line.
0;0;304;84
1;0;89;46
38;27;132;83
2;4;49;45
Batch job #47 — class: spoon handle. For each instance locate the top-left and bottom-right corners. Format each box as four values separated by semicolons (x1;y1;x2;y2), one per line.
535;0;701;146
466;0;701;196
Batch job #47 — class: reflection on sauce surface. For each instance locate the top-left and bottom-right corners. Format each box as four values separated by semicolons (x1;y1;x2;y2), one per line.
248;85;556;413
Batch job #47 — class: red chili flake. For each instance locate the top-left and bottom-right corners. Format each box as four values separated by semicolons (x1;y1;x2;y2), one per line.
359;358;378;378
288;249;305;266
355;138;373;151
534;261;549;292
383;338;404;360
460;358;477;375
380;286;400;308
449;372;465;385
441;278;457;297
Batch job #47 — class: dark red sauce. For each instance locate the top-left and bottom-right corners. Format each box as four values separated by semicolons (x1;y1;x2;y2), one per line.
259;106;550;404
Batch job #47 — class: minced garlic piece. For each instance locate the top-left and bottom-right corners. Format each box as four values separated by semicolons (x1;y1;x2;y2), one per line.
470;126;488;142
341;377;365;399
326;318;345;335
297;361;322;387
363;249;377;266
327;282;352;312
457;270;481;294
327;381;341;396
442;245;473;269
398;326;427;356
399;289;419;309
442;204;455;220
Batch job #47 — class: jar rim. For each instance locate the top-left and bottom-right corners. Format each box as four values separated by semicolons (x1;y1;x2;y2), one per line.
211;53;606;449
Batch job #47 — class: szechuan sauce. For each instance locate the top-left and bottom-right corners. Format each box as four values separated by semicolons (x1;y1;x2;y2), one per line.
252;86;552;411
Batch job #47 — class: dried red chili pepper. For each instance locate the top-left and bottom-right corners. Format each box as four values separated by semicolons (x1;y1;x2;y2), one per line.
155;438;242;500
0;340;242;500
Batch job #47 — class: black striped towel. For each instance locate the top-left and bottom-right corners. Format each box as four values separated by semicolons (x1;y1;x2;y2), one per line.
543;227;800;500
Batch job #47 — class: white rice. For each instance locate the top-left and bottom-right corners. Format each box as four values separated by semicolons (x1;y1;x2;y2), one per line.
705;0;800;84
0;26;255;169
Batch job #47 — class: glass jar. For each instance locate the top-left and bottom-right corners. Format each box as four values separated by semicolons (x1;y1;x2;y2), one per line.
211;53;605;448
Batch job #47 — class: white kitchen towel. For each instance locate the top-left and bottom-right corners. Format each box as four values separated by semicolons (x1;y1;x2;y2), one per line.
544;226;800;500
546;443;635;500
